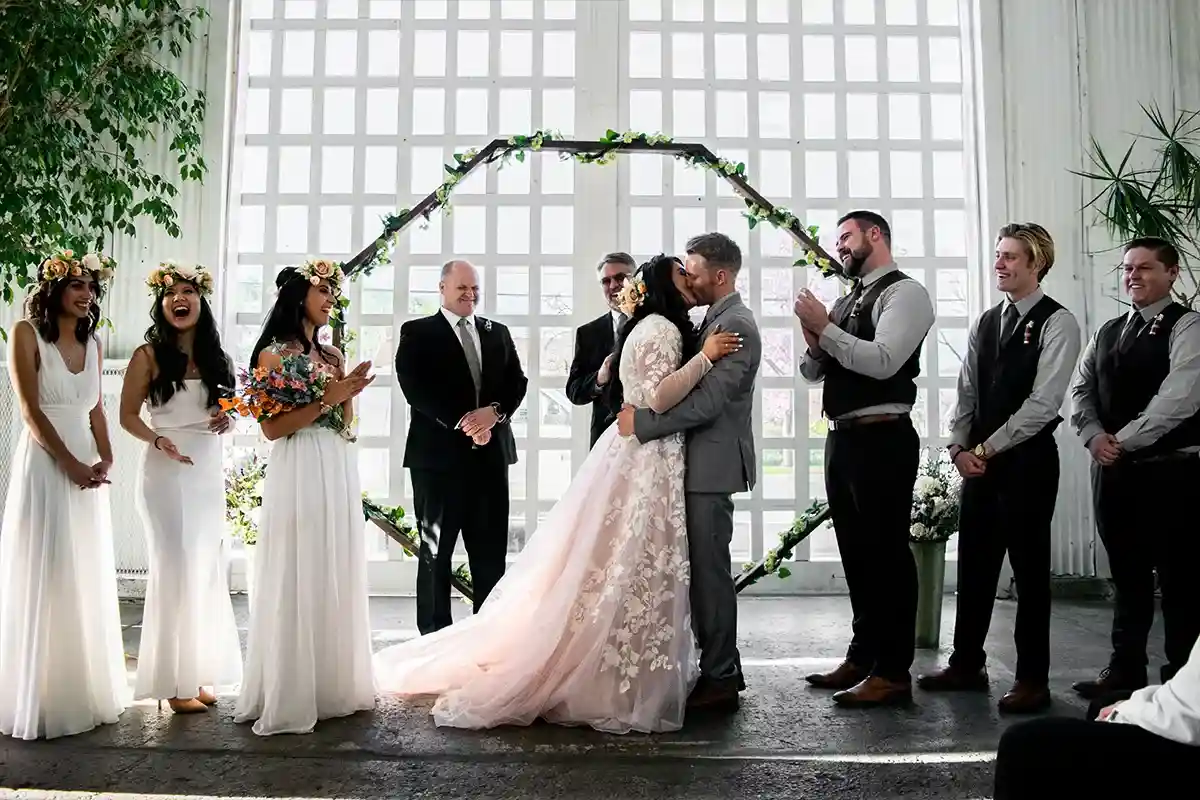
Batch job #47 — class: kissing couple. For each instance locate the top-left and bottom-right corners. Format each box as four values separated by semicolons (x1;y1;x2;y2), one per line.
373;232;762;733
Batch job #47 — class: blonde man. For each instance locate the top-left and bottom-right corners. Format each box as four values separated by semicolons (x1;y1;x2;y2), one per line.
919;223;1081;713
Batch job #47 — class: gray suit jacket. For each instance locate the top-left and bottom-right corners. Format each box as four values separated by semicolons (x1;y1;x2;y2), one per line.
633;292;761;495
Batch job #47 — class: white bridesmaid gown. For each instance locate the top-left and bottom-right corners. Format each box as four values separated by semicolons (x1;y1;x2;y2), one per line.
134;379;242;701
234;357;375;735
0;329;127;740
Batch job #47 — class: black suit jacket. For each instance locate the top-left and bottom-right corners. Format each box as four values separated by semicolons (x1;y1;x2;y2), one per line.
566;311;621;447
396;312;527;471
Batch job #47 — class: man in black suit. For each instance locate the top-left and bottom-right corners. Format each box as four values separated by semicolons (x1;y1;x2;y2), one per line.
396;260;528;634
566;252;636;447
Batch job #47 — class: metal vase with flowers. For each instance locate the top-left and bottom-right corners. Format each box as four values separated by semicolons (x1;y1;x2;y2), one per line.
909;451;962;649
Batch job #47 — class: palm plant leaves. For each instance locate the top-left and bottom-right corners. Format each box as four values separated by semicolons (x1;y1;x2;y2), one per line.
1075;103;1200;307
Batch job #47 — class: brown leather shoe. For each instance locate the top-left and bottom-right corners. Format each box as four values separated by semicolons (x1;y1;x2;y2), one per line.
805;660;868;690
687;681;740;712
1072;666;1147;700
832;676;913;708
917;665;989;692
998;682;1051;714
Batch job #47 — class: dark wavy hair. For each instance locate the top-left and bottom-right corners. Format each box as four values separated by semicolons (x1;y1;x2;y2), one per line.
144;285;235;408
249;267;339;370
24;276;103;344
604;254;698;410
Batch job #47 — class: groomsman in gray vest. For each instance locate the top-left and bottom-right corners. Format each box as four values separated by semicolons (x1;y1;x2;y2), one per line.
617;232;761;712
918;223;1081;714
1069;237;1200;701
795;210;934;708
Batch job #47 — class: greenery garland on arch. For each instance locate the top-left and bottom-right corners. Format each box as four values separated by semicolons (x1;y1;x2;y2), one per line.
312;130;856;596
326;129;850;338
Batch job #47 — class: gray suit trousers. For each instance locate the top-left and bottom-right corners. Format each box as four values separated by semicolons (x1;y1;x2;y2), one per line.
686;492;742;682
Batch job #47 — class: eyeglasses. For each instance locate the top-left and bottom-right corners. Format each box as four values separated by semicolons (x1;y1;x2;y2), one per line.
599;274;630;286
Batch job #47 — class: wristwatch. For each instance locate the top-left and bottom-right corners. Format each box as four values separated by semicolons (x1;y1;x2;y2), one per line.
973;443;992;460
489;401;507;424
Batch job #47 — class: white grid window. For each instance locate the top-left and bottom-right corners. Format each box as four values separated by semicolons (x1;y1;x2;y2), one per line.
228;0;582;566
619;0;968;564
227;0;973;585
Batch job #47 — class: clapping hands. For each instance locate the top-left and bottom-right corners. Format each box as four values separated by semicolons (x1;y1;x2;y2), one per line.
793;289;831;336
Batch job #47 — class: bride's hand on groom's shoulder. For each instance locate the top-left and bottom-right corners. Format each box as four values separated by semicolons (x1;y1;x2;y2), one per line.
617;404;635;437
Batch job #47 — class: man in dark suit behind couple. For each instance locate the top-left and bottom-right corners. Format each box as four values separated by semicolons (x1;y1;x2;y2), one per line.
566;252;637;447
396;260;528;635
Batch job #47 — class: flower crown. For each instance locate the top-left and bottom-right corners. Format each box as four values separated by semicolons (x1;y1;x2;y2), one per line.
616;275;648;316
147;260;215;295
38;249;115;287
296;257;344;288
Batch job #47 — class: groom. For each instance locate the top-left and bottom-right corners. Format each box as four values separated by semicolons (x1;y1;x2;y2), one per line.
617;232;762;712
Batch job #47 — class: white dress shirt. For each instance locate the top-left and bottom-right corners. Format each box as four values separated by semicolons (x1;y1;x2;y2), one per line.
1109;634;1200;745
441;306;481;356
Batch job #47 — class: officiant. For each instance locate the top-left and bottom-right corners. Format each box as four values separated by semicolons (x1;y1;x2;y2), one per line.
566;252;636;447
396;260;528;635
795;210;934;708
918;223;1081;714
1069;237;1200;701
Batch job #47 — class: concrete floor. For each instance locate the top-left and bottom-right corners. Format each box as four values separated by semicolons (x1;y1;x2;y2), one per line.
0;595;1165;800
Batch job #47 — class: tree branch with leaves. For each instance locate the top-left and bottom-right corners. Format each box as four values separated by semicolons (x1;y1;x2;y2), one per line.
0;0;209;311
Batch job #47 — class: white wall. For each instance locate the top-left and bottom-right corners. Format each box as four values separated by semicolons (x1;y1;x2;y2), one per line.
970;0;1198;576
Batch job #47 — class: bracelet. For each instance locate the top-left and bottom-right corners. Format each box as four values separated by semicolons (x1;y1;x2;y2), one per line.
153;435;164;450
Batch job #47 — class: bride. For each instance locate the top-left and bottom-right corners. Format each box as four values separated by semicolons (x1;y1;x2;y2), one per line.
374;254;742;734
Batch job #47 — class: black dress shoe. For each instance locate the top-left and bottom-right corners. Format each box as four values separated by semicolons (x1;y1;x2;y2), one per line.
917;665;989;692
1072;666;1147;700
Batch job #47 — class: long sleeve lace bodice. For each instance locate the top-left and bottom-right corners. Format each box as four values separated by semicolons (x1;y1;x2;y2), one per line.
620;315;711;413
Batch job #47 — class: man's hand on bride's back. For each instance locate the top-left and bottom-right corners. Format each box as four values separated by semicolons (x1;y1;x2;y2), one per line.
617;403;635;437
702;327;742;362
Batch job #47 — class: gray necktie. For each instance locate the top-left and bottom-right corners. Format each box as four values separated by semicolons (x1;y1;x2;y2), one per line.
457;317;482;401
1000;303;1019;343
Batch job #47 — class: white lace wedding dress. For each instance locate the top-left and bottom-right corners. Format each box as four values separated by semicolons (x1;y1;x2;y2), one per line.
0;329;126;740
374;313;709;733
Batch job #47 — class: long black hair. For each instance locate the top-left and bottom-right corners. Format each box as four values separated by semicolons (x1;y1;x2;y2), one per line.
144;285;234;408
24;276;103;344
249;267;338;370
605;254;698;410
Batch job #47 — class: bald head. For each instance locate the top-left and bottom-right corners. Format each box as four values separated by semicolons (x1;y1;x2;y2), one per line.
440;259;480;317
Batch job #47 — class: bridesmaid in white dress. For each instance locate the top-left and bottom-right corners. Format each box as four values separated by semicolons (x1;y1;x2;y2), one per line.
120;262;242;714
233;260;376;736
0;250;126;740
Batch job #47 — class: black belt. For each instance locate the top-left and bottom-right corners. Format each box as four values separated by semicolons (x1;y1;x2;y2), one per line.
827;413;908;431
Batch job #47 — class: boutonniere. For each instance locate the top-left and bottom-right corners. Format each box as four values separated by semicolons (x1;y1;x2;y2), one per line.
480;318;493;332
849;294;866;319
1149;313;1164;336
1023;320;1035;345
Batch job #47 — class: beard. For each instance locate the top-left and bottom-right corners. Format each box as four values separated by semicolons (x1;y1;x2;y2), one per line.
840;244;872;279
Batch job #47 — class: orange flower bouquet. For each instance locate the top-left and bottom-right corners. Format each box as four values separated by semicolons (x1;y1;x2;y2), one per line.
220;353;354;440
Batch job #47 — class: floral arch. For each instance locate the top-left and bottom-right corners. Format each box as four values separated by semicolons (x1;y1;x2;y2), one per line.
336;131;848;599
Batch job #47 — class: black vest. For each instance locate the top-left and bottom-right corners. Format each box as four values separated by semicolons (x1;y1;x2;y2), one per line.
1095;302;1200;458
822;270;924;419
969;295;1065;450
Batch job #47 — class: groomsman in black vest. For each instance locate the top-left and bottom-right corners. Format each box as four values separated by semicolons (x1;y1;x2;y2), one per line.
566;252;636;447
918;223;1081;713
795;210;935;708
1069;237;1200;699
